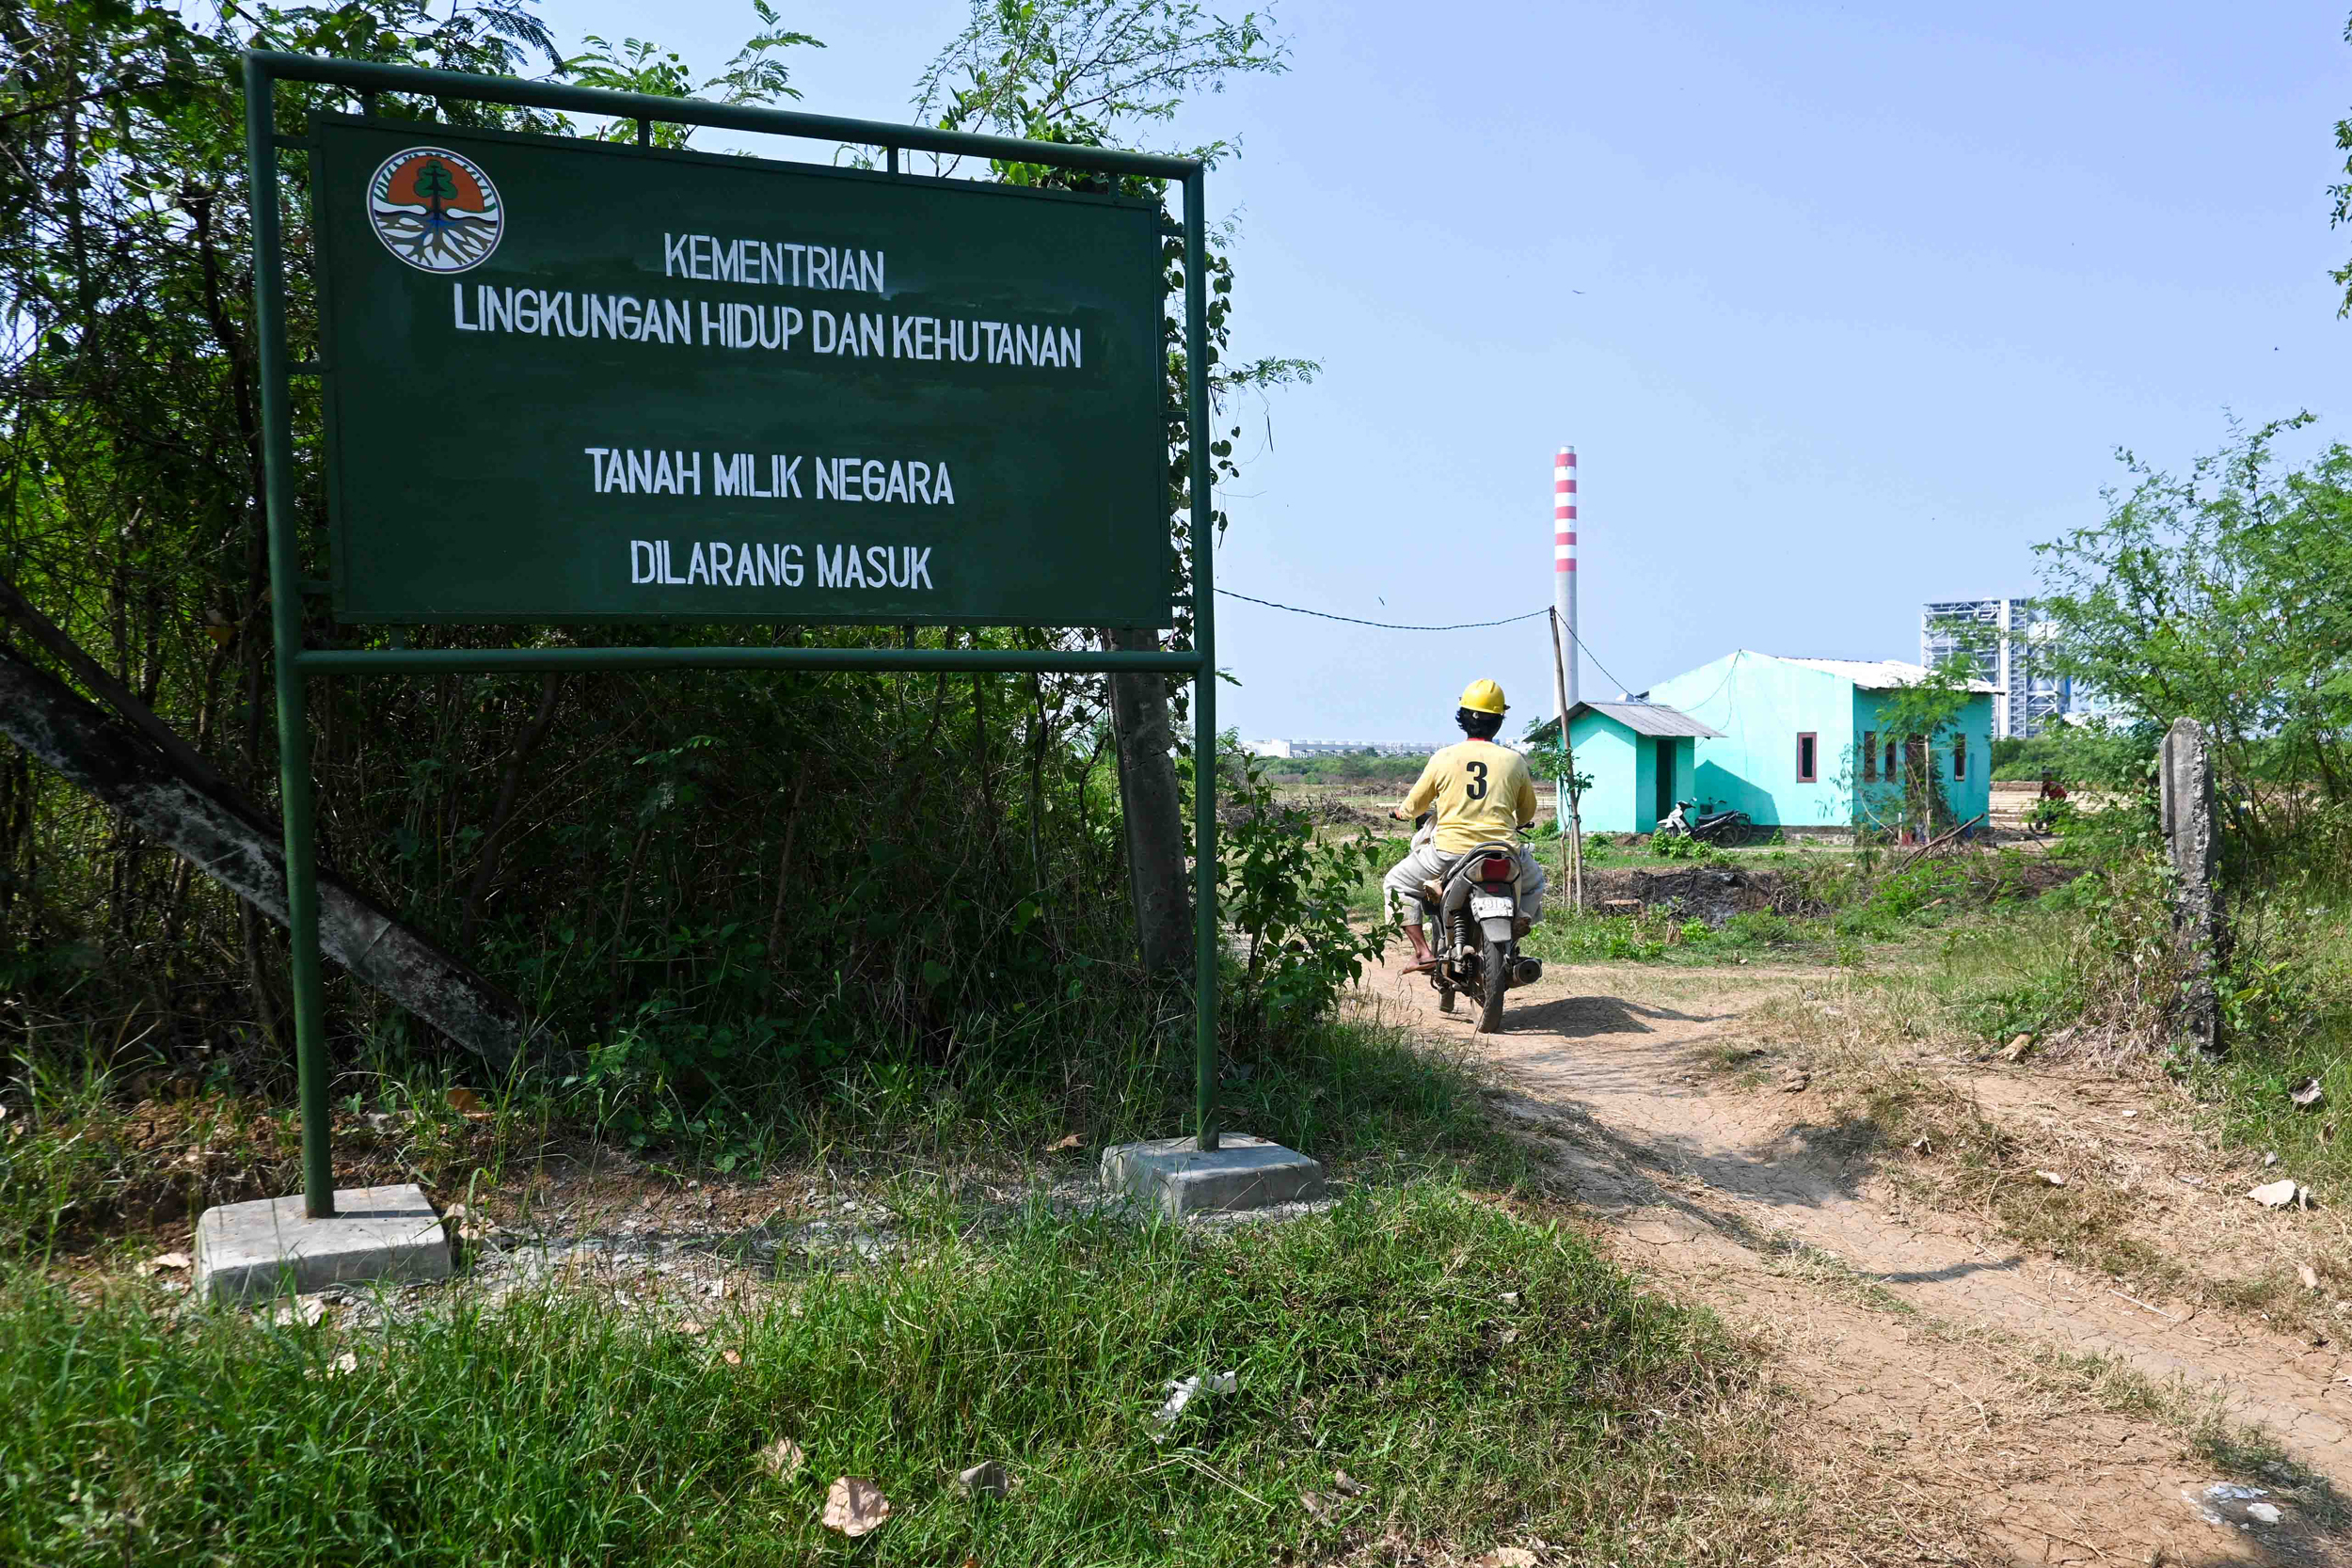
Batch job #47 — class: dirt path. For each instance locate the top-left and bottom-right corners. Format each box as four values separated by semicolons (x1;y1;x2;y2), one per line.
1364;953;2352;1566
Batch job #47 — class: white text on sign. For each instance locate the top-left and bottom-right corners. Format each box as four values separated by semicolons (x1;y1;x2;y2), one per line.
582;450;957;504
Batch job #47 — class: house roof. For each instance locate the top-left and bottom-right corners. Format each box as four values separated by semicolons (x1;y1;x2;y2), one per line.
1567;700;1724;738
1759;654;1999;694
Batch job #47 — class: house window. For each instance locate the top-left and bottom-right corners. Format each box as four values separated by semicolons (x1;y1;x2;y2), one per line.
1885;739;1899;781
1952;733;1967;781
1796;732;1818;783
1862;731;1878;782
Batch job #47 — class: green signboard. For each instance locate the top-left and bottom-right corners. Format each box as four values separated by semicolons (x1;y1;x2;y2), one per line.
310;118;1169;626
251;55;1226;1218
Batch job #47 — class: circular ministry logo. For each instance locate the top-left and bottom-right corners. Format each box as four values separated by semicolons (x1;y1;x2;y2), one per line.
367;147;503;273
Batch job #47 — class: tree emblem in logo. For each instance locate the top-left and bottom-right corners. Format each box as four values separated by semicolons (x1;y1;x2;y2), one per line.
367;148;503;273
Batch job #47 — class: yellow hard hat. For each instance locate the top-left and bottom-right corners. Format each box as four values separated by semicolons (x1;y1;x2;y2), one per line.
1458;678;1508;715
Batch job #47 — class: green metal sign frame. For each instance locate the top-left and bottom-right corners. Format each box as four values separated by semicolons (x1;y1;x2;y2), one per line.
244;51;1222;1219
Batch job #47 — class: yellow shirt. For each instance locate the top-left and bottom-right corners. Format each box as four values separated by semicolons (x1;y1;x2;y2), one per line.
1399;739;1540;853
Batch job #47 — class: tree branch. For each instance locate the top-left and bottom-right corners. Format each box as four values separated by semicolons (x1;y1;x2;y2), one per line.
0;645;527;1067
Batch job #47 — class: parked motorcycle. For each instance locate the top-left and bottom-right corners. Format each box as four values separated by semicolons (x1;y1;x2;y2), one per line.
1411;829;1545;1033
1659;800;1752;847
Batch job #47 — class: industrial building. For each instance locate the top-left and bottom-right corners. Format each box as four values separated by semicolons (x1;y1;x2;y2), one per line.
1920;598;2074;740
1246;739;1439;759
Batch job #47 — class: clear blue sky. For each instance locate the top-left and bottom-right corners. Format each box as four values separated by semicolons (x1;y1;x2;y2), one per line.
545;0;2352;742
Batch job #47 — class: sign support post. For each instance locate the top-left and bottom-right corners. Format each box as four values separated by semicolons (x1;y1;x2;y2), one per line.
246;52;338;1217
234;51;1223;1225
1184;167;1219;1155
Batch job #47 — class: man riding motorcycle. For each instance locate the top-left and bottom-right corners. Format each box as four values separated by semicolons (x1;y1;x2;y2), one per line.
1383;679;1546;974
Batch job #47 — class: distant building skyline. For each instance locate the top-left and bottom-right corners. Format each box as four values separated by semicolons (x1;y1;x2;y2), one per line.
1246;739;1444;759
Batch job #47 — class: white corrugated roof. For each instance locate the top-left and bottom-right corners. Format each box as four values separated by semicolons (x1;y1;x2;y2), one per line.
1568;700;1724;738
1761;654;2000;694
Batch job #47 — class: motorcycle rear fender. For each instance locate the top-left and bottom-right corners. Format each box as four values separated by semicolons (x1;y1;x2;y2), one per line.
1440;841;1523;917
1477;915;1517;944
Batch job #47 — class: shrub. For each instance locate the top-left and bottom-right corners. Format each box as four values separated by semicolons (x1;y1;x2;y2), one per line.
1210;749;1394;1036
1721;911;1796;947
1649;832;1730;865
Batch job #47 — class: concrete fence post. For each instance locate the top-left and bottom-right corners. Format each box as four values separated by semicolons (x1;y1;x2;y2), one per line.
2159;718;2222;1053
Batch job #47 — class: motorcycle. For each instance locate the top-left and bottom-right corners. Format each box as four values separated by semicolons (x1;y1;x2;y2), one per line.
1659;799;1751;847
1411;825;1545;1033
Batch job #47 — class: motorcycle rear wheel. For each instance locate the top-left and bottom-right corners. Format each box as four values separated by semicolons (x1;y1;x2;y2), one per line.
1478;936;1510;1033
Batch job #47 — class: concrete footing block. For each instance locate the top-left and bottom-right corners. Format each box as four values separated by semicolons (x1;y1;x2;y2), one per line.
1100;1133;1326;1219
194;1183;451;1304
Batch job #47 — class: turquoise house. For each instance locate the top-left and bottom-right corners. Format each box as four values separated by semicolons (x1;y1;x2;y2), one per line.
1645;652;1995;835
1529;701;1723;833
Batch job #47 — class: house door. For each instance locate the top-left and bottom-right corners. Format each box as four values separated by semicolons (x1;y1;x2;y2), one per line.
1903;736;1931;838
1654;738;1677;824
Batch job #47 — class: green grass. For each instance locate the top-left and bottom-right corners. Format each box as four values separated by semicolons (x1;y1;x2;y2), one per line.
1254;753;1430;785
0;1185;1788;1567
1343;832;1412;919
2182;897;2352;1199
0;989;1791;1561
0;1006;1523;1259
1906;900;2087;1040
1519;848;2067;971
1525;908;1826;967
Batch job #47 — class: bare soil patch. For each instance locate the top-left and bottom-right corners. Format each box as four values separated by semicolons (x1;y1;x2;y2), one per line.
1361;951;2352;1565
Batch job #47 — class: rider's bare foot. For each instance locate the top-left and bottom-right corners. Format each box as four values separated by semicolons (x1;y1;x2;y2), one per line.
1404;953;1440;974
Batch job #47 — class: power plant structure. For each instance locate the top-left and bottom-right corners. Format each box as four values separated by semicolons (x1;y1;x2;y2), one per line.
1552;446;1578;713
1920;597;2074;740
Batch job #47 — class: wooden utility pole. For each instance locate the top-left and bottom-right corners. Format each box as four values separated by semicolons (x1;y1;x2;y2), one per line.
1549;610;1583;911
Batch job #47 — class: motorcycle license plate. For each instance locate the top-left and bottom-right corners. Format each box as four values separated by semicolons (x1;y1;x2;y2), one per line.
1470;895;1515;921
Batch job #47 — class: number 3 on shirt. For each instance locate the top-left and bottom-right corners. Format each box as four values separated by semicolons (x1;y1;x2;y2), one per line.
1464;759;1488;800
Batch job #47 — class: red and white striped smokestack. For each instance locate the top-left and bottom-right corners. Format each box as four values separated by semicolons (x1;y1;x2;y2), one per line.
1553;446;1578;711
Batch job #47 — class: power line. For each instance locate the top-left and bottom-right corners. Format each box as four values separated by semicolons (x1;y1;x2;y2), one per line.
1215;589;1552;633
1555;610;1639;701
1675;648;1743;715
1217;586;1648;700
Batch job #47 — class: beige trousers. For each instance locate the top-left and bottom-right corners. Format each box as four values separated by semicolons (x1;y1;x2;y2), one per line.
1382;841;1545;925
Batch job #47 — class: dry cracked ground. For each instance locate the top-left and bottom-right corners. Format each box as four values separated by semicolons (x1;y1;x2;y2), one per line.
1362;951;2352;1567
